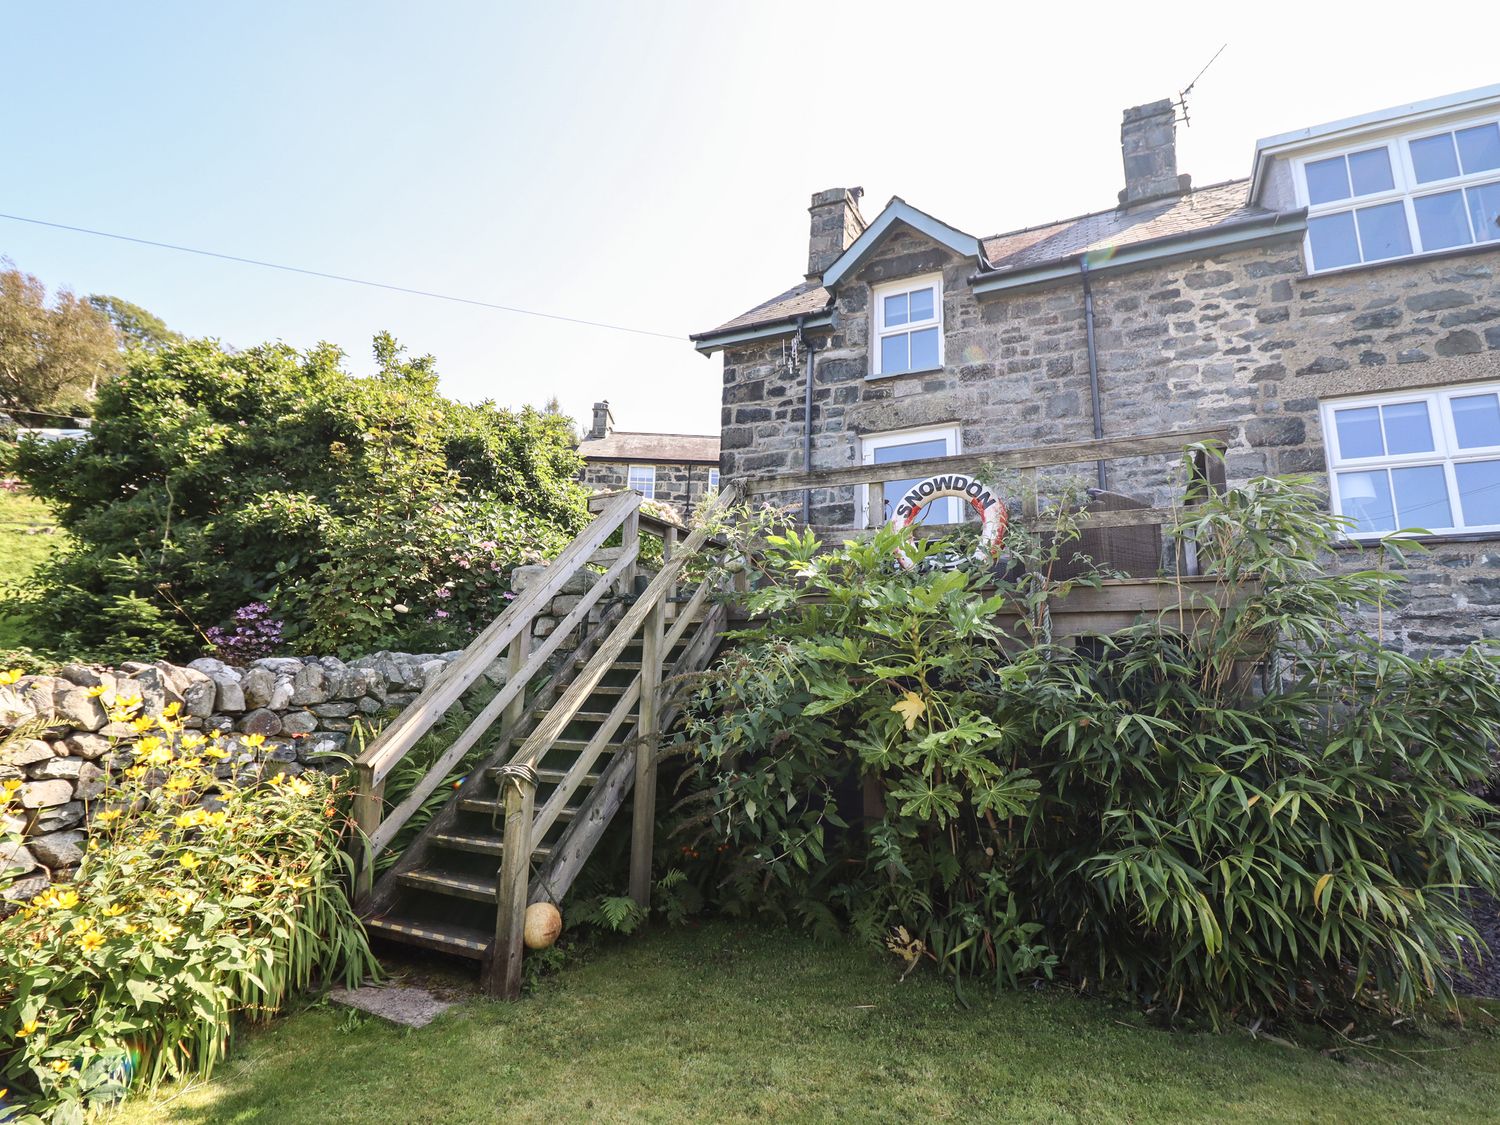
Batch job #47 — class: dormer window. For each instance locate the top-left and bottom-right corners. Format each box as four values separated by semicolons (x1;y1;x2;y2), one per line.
1301;116;1500;272
871;274;942;377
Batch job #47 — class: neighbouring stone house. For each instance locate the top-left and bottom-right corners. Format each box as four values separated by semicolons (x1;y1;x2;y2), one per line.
577;400;721;515
691;83;1500;653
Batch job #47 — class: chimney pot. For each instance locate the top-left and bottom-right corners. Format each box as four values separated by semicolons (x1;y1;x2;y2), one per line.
589;401;613;441
1118;100;1188;207
806;187;867;280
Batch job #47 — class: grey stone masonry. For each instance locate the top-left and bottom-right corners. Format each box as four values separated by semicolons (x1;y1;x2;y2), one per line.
579;459;718;516
717;219;1500;656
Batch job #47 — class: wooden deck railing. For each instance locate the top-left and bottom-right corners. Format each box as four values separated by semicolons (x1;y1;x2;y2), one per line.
740;426;1231;534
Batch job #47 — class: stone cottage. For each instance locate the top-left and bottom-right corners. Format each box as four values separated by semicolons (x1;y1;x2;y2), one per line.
577;400;721;516
691;82;1500;652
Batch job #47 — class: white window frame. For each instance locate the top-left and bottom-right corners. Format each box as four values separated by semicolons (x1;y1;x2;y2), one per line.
707;468;720;490
860;424;962;529
627;464;656;499
1321;381;1500;538
1296;110;1500;273
870;273;944;378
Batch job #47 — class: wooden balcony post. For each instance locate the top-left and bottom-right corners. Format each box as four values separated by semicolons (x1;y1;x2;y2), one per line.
621;503;641;595
629;597;666;909
663;526;680;624
503;628;531;731
351;763;383;904
485;766;537;1000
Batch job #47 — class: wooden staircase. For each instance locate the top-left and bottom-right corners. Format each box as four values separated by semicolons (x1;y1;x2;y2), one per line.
349;486;739;997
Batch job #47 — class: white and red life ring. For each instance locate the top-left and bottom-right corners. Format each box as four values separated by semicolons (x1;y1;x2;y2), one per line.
886;472;1008;571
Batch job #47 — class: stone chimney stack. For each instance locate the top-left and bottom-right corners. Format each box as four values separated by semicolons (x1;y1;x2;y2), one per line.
1118;100;1191;206
589;401;613;441
806;187;867;279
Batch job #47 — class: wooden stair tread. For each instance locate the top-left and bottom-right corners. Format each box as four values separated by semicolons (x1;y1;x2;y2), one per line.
396;868;498;903
429;831;554;859
364;915;491;960
459;797;579;821
486;765;604;785
536;709;616;723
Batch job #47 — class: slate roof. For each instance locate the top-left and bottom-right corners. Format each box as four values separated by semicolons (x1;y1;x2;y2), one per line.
690;280;832;341
579;431;720;464
978;179;1266;272
694;180;1274;340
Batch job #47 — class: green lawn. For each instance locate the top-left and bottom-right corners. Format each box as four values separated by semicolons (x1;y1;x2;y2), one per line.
0;487;60;652
108;922;1500;1124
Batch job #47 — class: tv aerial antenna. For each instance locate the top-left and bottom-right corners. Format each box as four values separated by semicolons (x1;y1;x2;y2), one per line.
1174;43;1227;127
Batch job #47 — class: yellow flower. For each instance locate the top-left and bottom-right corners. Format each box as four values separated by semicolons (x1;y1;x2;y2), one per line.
179;853;201;870
175;810;205;829
203;746;229;760
205;810;228;828
239;875;259;893
178;756;203;769
130;716;155;734
152;921;180;941
164;774;195;794
71;917;94;934
209;728;224;740
242;733;266;749
85;683;108;698
78;930;105;953
96;808;123;824
287;776;314;798
3;778;21;795
267;772;286;787
0;669;22;686
139;830;160;845
891;690;927;731
161;701;182;718
125;765;147;780
180;733;206;750
17;1019;39;1037
49;1059;70;1074
116;692;142;710
124;923;139;935
51;890;79;911
103;903;126;917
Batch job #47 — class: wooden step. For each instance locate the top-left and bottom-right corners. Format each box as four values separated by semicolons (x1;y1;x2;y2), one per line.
429;831;554;859
486;765;604;786
459;797;579;822
508;732;630;751
535;709;616;724
364;915;490;960
395;868;497;904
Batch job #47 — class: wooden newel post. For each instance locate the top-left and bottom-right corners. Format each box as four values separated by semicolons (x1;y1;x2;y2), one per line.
629;599;665;909
351;762;383;905
486;765;536;999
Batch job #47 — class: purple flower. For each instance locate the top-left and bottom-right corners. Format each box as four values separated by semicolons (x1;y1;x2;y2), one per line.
435;587;452;599
434;609;449;619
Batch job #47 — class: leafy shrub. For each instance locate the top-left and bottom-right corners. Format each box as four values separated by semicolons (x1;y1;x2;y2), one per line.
10;332;588;660
678;464;1500;1025
0;701;376;1121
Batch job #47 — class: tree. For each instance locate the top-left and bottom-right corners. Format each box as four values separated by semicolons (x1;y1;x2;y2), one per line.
0;261;121;414
11;333;591;659
87;294;179;352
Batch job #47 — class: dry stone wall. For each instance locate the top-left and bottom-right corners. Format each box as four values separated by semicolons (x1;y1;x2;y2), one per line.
1;576;607;909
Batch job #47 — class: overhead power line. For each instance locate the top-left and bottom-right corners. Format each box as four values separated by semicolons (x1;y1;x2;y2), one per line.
0;212;685;341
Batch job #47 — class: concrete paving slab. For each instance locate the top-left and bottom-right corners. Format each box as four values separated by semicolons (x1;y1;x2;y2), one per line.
328;983;455;1028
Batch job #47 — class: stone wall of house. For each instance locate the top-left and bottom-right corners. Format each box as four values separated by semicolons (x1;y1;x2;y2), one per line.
580;459;718;515
719;225;1500;652
0;574;615;909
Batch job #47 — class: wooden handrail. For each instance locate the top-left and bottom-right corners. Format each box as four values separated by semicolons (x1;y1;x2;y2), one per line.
505;483;738;776
355;489;640;785
364;542;639;857
741;427;1231;497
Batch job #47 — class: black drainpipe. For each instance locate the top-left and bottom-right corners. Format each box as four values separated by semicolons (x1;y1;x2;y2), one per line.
1079;258;1108;491
798;317;817;524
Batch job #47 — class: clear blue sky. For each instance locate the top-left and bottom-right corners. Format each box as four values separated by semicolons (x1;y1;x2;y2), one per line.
4;2;1495;435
